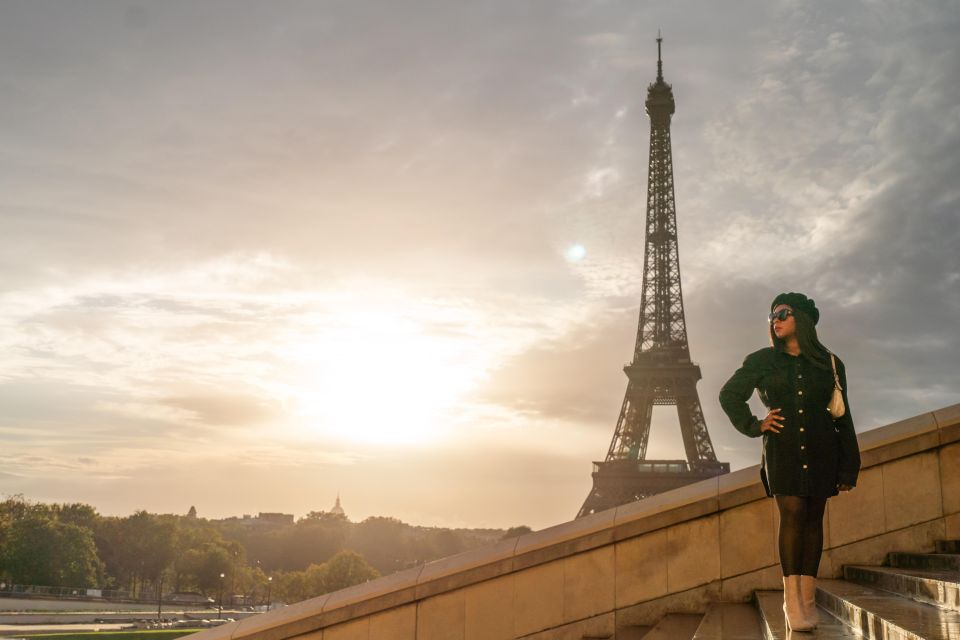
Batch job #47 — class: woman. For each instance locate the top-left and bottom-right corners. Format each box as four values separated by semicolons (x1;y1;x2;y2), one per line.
719;292;860;631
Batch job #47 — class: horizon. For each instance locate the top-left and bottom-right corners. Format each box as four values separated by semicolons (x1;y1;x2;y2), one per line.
1;1;958;531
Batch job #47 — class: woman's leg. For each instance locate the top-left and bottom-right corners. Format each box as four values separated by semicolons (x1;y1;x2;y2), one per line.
775;495;815;629
776;495;828;574
775;495;806;575
800;496;828;576
797;496;828;627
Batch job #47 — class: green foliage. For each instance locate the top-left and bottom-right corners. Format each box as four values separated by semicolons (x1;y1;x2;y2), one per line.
169;517;232;593
301;511;349;523
1;512;102;587
53;503;100;530
232;516;346;573
275;569;308;602
0;494;523;606
179;543;232;594
0;495;50;522
272;550;379;603
349;517;407;572
321;550;379;592
94;511;179;595
501;525;532;539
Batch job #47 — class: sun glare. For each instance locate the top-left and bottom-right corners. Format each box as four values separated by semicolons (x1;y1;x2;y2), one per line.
282;307;483;446
565;244;587;262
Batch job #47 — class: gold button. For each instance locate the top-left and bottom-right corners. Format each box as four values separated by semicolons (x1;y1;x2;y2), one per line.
800;428;805;432
801;445;805;450
803;464;808;469
799;409;804;414
798;391;803;395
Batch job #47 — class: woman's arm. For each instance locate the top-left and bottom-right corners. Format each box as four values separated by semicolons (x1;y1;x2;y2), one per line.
835;356;861;488
719;351;766;438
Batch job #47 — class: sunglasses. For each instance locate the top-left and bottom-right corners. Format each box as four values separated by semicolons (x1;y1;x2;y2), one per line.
768;308;794;323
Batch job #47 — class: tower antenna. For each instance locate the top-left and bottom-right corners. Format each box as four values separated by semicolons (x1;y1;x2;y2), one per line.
657;30;664;81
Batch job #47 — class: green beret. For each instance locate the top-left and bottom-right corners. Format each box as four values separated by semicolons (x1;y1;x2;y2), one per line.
771;292;820;326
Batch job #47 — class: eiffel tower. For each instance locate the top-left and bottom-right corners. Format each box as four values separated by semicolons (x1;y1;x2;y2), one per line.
577;36;729;519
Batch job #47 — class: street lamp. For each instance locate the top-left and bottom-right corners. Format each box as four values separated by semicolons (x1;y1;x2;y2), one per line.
218;573;226;619
251;559;261;606
157;574;164;620
266;576;273;611
231;550;239;608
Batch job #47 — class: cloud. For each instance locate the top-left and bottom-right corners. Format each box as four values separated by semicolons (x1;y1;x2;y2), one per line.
159;392;280;428
0;0;956;527
689;0;960;427
472;306;632;426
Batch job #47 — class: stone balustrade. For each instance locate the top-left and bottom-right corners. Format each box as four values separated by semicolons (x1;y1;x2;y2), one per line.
190;402;960;639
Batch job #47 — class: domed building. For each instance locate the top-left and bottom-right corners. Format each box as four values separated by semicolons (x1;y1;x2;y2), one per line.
329;493;346;518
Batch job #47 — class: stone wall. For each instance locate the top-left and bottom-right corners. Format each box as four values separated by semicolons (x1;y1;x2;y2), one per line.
191;402;960;640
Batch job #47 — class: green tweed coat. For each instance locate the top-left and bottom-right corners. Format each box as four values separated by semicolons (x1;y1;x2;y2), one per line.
719;347;861;497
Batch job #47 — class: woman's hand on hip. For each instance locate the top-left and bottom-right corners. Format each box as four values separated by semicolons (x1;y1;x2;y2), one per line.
760;408;785;434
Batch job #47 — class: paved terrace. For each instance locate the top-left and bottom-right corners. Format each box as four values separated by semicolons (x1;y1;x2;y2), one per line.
190;402;960;639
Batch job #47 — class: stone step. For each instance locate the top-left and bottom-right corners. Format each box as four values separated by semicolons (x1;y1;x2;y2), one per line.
888;550;960;571
816;578;960;639
936;539;960;554
844;564;960;611
754;590;859;639
690;602;762;639
612;625;650;640
637;613;702;640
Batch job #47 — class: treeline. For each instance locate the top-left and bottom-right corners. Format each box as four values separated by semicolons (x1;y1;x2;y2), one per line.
0;497;529;605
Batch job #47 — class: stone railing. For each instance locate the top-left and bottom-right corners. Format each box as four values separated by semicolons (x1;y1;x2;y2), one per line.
191;402;960;639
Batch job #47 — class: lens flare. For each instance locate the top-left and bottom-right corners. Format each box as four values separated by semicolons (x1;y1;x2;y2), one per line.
565;244;586;262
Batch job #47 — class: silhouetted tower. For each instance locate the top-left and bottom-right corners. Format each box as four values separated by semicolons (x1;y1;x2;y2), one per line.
577;36;729;518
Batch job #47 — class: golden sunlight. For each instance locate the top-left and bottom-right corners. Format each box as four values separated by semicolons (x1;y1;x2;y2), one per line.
282;306;486;446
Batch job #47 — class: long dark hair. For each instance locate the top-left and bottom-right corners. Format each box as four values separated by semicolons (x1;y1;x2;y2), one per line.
769;308;832;370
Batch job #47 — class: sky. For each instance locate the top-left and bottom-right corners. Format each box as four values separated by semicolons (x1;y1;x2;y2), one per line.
1;0;958;531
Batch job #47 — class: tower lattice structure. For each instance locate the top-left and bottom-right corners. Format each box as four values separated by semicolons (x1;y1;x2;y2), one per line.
577;37;729;519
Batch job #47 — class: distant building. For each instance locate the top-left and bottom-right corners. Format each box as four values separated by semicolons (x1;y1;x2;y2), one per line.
258;512;295;525
215;512;295;528
329;493;346;518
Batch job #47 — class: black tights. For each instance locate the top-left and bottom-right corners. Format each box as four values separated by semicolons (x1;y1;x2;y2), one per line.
775;495;827;576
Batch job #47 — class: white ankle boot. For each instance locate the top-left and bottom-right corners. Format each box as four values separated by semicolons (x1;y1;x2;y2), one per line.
782;575;813;631
799;575;819;628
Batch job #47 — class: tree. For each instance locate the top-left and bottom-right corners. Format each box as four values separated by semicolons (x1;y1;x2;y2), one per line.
428;529;464;557
252;519;346;572
2;515;102;587
501;526;532;539
169;517;227;591
304;563;327;597
349;517;407;573
53;503;99;530
0;495;49;523
320;550;379;593
233;564;268;604
180;543;233;595
274;569;307;603
95;511;177;596
267;551;378;604
301;511;348;523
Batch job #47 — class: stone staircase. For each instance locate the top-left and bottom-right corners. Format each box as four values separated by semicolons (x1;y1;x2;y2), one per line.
606;537;960;639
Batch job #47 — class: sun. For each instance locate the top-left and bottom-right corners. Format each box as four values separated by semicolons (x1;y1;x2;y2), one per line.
565;244;587;262
281;307;483;446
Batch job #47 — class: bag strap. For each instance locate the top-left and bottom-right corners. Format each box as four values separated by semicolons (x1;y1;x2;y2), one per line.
829;353;843;390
